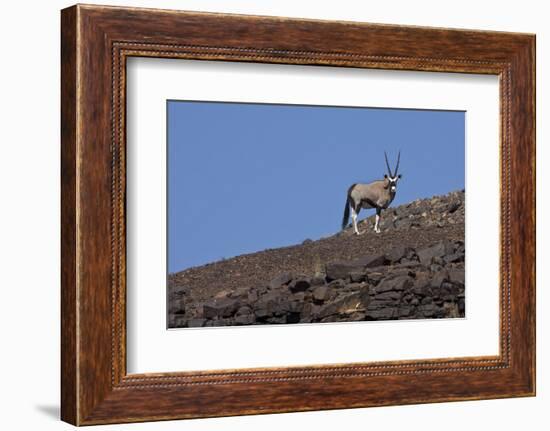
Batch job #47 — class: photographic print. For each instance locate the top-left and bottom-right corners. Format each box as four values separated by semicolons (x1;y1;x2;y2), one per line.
167;101;465;329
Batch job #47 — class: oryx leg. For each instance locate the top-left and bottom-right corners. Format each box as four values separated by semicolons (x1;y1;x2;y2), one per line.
351;205;363;235
374;208;382;233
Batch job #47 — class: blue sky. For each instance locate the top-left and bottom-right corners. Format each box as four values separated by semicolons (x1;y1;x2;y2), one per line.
167;101;464;273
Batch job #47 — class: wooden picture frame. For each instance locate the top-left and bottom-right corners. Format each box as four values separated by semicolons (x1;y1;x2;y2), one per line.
61;4;535;425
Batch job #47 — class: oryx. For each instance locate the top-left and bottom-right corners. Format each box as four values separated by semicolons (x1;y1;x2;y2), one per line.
342;151;402;235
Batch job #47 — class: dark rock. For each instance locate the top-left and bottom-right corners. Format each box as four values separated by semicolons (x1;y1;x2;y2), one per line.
434;307;447;318
387;268;416;278
327;279;346;289
376;290;402;301
365;271;385;285
354;254;388;268
399;306;413;317
325;262;357;281
447;201;461;213
187;318;206;328
325;254;386;281
269;272;293;289
168;298;186;314
375;275;413;293
341;282;366;292
288;276;311;293
442;281;460;295
348;311;367;321
254;291;287;316
292;291;306;302
312;285;329;302
349;271;366;282
286;312;301;324
413;272;430;287
317;290;369;319
429;263;443;272
203;297;240;319
230;287;250;299
300;302;321;320
420;303;436;317
281;300;304;314
266;316;287;324
206;318;230;327
320;315;341;323
444;252;465;263
236;305;253;316
172;315;187;327
247;290;259;303
395;218;413;229
234;314;256;325
432;256;445;266
430;270;449;288
310;275;326;286
254;307;272;319
396;259;421;268
458;298;466;314
365;308;396;320
416;241;454;266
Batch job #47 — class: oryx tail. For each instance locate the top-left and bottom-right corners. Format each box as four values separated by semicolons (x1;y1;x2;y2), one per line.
342;195;351;230
341;183;356;230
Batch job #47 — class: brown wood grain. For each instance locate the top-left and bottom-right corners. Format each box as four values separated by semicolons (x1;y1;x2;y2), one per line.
61;4;535;426
60;5;78;425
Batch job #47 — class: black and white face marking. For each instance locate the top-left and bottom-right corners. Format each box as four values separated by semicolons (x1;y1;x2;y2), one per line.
384;150;402;193
384;174;402;192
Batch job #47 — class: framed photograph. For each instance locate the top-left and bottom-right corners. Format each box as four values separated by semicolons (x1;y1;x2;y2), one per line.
61;4;535;425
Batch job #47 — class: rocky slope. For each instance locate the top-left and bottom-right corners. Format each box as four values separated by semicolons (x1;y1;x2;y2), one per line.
168;190;465;328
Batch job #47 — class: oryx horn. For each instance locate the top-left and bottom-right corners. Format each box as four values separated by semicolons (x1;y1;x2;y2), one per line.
394;150;401;176
384;151;393;176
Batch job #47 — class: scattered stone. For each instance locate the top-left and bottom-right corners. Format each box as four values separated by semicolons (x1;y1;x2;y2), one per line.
288;276;311;293
448;201;461;213
444;252;465;263
317;290;369;319
375;290;402;301
325;254;386;281
269;272;293;289
168;190;466;327
230;287;250;299
168;298;185;314
375;275;413;293
247;290;259;303
327;279;346;289
417;241;454;266
187;318;206;328
365;271;385;285
203;297;240;319
234;314;256;325
430;270;449;288
366;308;396;320
349;271;366;282
324;261;356;281
310;275;326;286
354;254;388;268
236;305;253;316
312;285;329;302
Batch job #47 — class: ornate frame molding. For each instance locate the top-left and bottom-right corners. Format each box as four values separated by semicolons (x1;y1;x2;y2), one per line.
61;5;535;425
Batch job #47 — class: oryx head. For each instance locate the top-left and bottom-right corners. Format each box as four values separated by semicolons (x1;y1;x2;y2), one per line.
384;151;402;193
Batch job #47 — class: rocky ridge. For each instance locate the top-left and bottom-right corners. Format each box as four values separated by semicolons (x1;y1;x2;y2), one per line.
168;190;465;328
